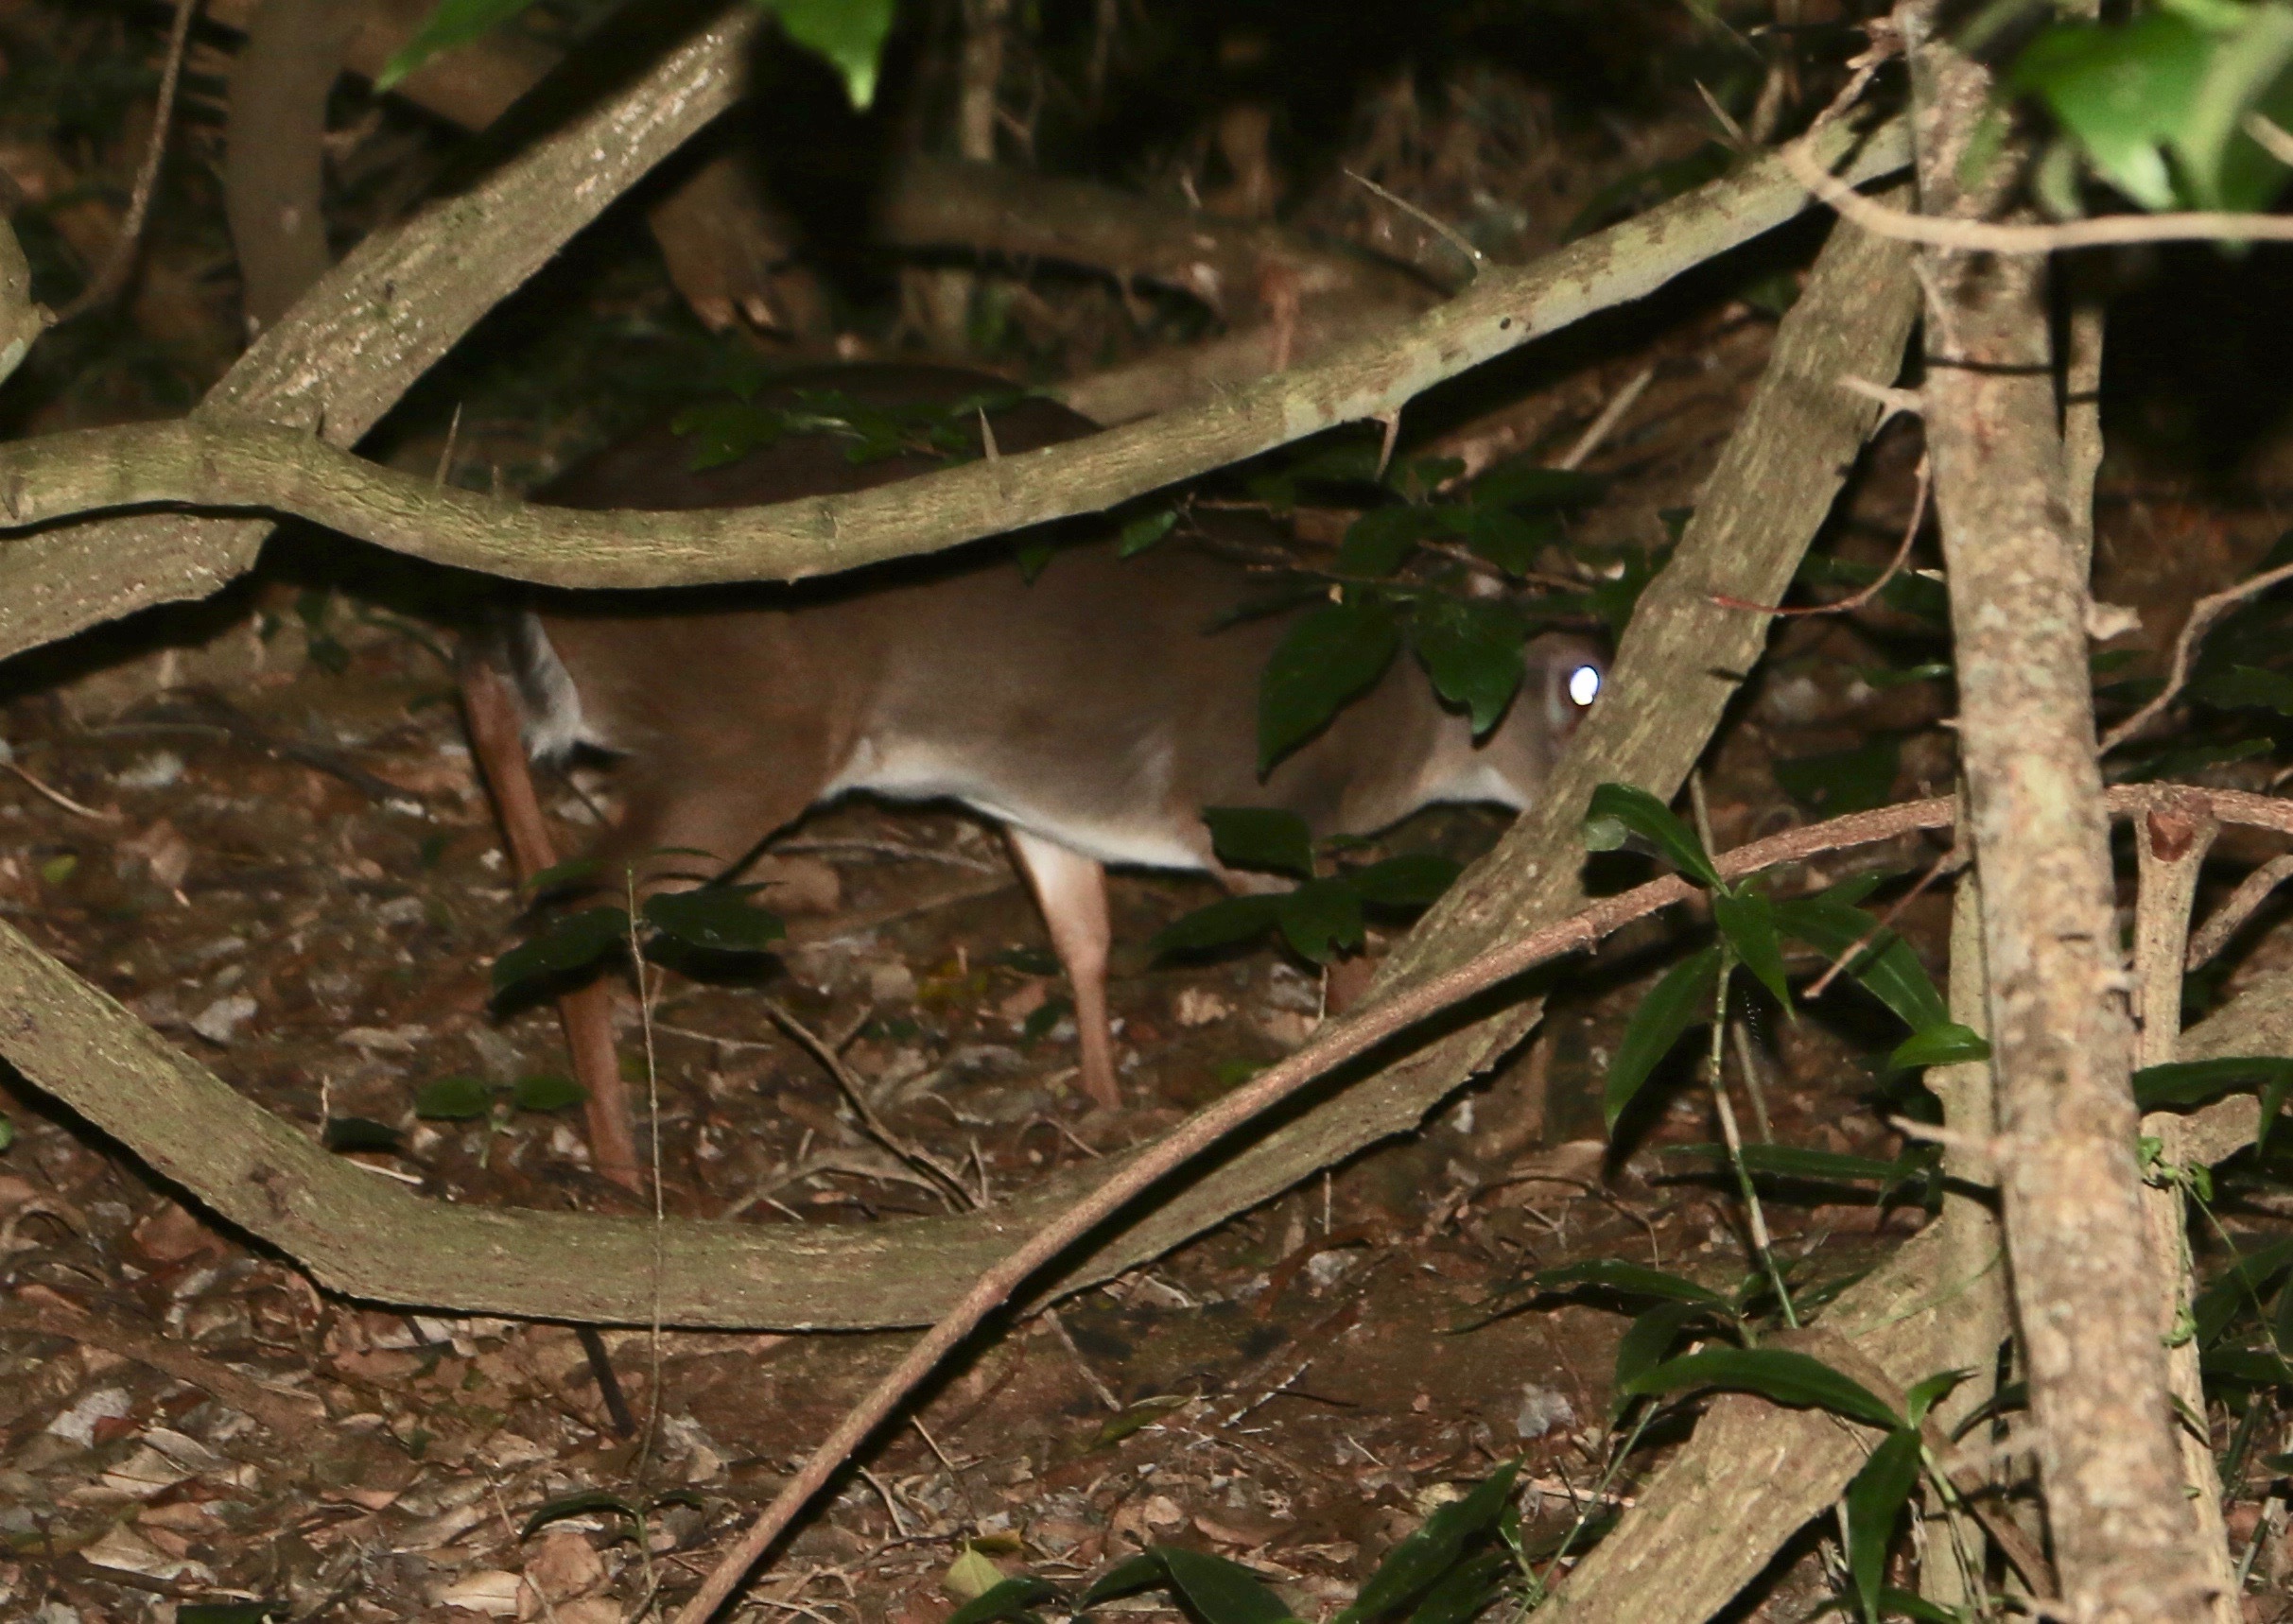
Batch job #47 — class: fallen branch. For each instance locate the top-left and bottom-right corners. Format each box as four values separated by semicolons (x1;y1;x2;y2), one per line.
0;118;1910;598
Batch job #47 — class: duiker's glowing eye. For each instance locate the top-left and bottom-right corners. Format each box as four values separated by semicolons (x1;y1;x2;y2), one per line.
1567;664;1602;708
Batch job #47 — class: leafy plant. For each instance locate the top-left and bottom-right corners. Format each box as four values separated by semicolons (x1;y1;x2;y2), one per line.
1150;808;1461;966
412;1071;585;1122
493;869;784;1002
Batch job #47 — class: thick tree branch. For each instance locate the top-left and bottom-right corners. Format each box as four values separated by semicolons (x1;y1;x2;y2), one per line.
0;120;1909;599
0;4;764;665
1902;6;2212;1617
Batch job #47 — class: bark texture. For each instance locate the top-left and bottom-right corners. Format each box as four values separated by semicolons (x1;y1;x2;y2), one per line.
224;0;362;335
1903;7;2213;1616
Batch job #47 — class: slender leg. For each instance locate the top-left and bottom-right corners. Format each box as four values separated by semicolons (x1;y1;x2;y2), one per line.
460;654;642;1192
1005;826;1120;1109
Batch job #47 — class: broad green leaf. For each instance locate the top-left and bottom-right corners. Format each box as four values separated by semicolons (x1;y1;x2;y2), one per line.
1712;888;1791;1010
1772;738;1901;818
2187;663;2293;715
1888;1023;1991;1071
1410;596;1527;734
492;906;628;993
413;1075;493;1121
1278;877;1366;964
1334;1462;1519;1624
321;1116;401;1153
756;0;900;109
947;1576;1060;1624
1203;807;1317;880
1400;1549;1510;1624
641;888;785;954
375;0;540;90
512;1073;585;1113
1470;464;1607;511
1077;1555;1169;1609
1844;1429;1925;1624
1014;540;1055;583
1455;505;1561;577
1338;506;1433;577
1259;598;1401;773
1902;1369;1968;1428
1529;1259;1733;1312
1583;782;1721;889
1606;944;1724;1130
1772;894;1949;1033
1612;1301;1710;1414
2193;1236;2293;1348
523;855;603;893
1119;509;1179;557
2132;1055;2293;1110
2179;3;2293;210
944;1548;1013;1606
1623;1346;1902;1430
671;400;791;471
1156;1546;1300;1624
2201;1345;2293;1387
1349;853;1463;908
1394;455;1466;499
1149;894;1285;958
1860;661;1954;690
2013;12;2212;210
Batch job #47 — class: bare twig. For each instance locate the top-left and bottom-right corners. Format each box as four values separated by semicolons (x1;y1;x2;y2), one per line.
2101;559;2293;752
2187;854;2293;970
1344;168;1486;277
759;997;976;1211
1781;133;2293;253
1713;452;1928;617
1557;365;1657;472
1803;832;1963;1000
50;0;201;323
2;759;120;822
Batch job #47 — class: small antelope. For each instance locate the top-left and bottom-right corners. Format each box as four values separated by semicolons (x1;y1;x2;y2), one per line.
472;364;1600;1113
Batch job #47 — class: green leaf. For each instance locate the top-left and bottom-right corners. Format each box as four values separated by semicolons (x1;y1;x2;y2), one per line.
1612;1301;1710;1413
2187;663;2293;715
1582;782;1721;889
1844;1429;1925;1624
523;855;603;894
670;400;790;471
755;0;900;109
1202;807;1317;880
1348;854;1463;908
1888;1023;1990;1071
641;888;785;954
413;1075;493;1121
947;1576;1061;1624
1712;888;1791;1011
1470;464;1606;512
1672;1142;1924;1190
1902;1370;1968;1428
492;906;628;993
1605;944;1724;1130
321;1116;402;1153
2013;12;2212;211
1860;661;1954;691
1528;1258;1734;1312
1014;540;1055;583
1277;877;1366;964
1772;739;1902;818
1334;1462;1519;1624
1077;1555;1170;1609
1156;1547;1300;1624
2193;1236;2293;1348
1772;894;1949;1033
1401;1549;1511;1624
1259;598;1401;773
1338;506;1433;577
512;1073;585;1113
1410;596;1527;735
1623;1346;1902;1430
520;1487;643;1539
1455;506;1563;577
2133;1055;2293;1109
1150;893;1285;958
374;0;540;90
1875;1589;1966;1624
1119;509;1179;557
2180;4;2293;211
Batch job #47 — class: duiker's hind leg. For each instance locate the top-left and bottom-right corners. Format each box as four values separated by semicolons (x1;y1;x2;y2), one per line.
460;653;641;1191
1006;827;1120;1110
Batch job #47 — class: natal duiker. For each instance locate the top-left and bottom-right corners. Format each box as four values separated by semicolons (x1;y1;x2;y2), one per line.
478;364;1601;1110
